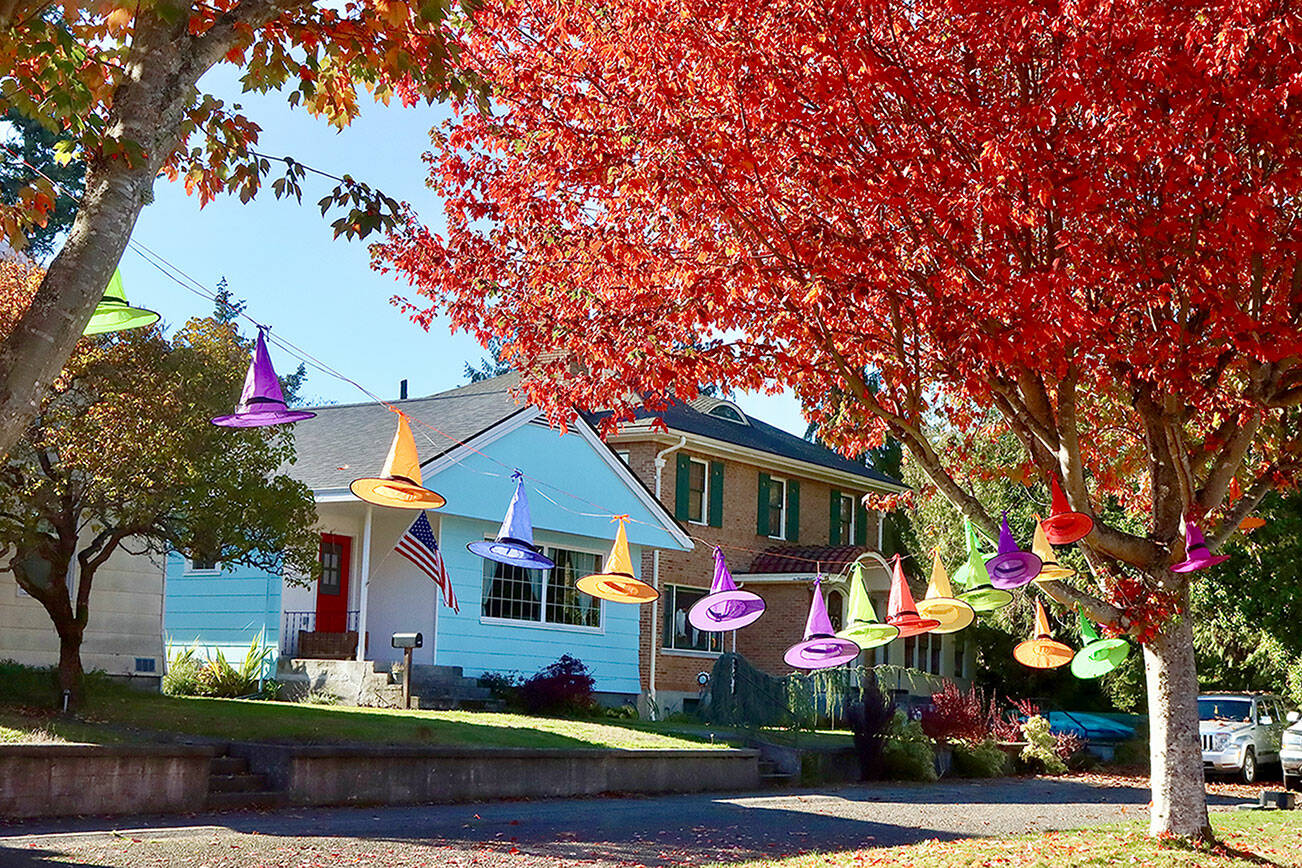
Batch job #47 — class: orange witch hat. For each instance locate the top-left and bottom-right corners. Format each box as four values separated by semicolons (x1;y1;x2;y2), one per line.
576;517;658;604
350;412;447;509
1013;600;1074;669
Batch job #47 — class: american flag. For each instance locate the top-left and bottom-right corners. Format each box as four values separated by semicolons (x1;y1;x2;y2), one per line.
395;512;459;613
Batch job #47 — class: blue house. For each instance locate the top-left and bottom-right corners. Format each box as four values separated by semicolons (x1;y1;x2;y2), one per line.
164;375;692;702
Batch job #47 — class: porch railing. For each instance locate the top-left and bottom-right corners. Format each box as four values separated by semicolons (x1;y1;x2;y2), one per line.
280;609;360;657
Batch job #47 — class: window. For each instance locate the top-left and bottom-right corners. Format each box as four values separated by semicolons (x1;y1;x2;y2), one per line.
838;494;855;545
708;404;747;424
482;547;602;629
187;554;221;573
827;590;844;633
615;450;631;465
318;539;345;596
767;477;787;539
662;585;725;653
686;458;708;524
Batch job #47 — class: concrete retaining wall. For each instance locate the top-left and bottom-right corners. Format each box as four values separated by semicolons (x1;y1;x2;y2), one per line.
230;744;760;806
0;744;214;818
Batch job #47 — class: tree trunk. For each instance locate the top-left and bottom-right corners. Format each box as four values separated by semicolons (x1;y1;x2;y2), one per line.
55;621;86;709
1143;599;1212;840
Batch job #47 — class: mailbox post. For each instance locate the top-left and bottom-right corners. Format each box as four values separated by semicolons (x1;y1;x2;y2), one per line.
391;632;423;709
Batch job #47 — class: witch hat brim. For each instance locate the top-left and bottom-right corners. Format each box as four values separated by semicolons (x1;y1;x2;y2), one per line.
576;571;658;603
688;589;765;632
957;586;1014;612
836;621;900;649
1042;513;1094;545
212;406;317;427
1171;551;1230;573
783;635;861;669
987;551;1043;589
1071;638;1131;679
468;538;555;570
83;300;161;336
1013;637;1074;669
350;477;447;510
916;597;976;634
886;613;941;638
1034;561;1077;582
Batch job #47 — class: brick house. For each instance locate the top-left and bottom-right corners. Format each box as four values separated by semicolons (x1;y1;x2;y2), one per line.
595;395;973;715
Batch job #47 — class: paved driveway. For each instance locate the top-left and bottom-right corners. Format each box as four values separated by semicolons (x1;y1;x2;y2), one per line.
0;777;1241;867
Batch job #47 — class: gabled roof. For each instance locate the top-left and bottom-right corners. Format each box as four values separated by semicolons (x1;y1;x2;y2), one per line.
748;545;875;574
288;374;531;492
585;400;905;490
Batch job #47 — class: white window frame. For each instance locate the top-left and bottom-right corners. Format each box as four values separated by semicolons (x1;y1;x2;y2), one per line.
767;475;788;540
687;457;709;526
839;493;856;544
479;542;606;633
185;555;222;575
615;450;631;465
661;583;725;655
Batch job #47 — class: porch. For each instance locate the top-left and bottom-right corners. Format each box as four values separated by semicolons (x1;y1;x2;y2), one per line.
280;610;362;659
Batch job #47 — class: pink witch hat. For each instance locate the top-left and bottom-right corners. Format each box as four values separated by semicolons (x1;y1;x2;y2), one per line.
783;576;861;670
689;548;766;632
986;513;1042;590
212;330;316;427
1171;520;1229;573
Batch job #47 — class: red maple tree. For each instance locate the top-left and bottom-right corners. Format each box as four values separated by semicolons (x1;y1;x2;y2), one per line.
379;0;1302;840
0;0;473;459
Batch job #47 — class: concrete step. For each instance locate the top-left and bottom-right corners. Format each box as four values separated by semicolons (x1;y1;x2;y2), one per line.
210;755;248;776
206;790;290;811
209;773;269;793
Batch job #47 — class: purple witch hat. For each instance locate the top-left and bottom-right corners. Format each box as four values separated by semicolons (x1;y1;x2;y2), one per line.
468;471;556;570
986;512;1043;590
783;576;861;670
1171;520;1229;573
212;330;316;428
688;548;766;632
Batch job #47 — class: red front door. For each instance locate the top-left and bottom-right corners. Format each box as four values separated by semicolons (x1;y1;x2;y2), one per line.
316;534;351;633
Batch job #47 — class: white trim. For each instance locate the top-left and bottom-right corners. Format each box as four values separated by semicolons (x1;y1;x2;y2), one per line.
478;616;605;636
570;414;695;549
685;456;709;526
605;427;907;494
837;492;857;544
184;558;222;576
354;505;373;662
661;648;723;659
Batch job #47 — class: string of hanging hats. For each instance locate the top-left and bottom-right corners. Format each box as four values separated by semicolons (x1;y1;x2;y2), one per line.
783;574;862;669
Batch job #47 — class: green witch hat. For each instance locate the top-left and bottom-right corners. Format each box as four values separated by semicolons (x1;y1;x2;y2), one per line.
84;269;160;336
1070;616;1131;680
835;562;899;649
954;519;1014;612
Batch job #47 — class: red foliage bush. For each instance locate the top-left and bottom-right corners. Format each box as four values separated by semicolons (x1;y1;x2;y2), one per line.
921;682;990;745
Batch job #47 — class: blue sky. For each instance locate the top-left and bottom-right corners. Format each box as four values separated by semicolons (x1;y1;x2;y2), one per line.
124;68;806;431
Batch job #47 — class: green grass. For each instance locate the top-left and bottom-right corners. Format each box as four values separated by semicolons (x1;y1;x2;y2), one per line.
0;709;124;744
713;812;1302;867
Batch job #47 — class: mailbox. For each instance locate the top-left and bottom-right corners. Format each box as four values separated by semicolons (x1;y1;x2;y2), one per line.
391;632;423;649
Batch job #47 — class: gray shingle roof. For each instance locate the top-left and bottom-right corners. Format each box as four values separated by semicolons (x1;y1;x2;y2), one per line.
287;373;531;491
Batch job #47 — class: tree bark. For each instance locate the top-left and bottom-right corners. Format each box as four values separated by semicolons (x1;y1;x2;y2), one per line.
1143;587;1212;841
54;619;85;707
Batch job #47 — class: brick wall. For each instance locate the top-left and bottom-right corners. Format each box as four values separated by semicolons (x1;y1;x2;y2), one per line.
614;439;887;698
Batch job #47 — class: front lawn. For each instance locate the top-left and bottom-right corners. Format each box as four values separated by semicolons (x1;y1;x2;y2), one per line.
0;687;724;750
715;811;1302;868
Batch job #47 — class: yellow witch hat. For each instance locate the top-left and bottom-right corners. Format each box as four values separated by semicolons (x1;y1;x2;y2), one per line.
1031;517;1076;582
350;411;447;509
915;550;975;634
577;517;658;604
1013;600;1074;669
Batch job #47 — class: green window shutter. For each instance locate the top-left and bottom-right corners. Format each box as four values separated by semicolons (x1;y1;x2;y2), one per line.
855;498;869;546
786;479;800;542
708;461;725;528
756;472;771;536
674;453;692;521
829;489;842;545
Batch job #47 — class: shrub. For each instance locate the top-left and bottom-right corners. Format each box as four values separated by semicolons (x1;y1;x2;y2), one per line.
1020;714;1068;774
989;696;1040;742
519;654;596;716
603;703;639;720
920;682;989;745
847;676;896;780
952;739;1011;777
883;712;939;782
300;689;340;706
479;670;524;708
161;644;205;697
1054;730;1089;762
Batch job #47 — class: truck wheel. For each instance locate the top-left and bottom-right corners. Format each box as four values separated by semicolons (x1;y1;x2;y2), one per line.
1241;747;1257;784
